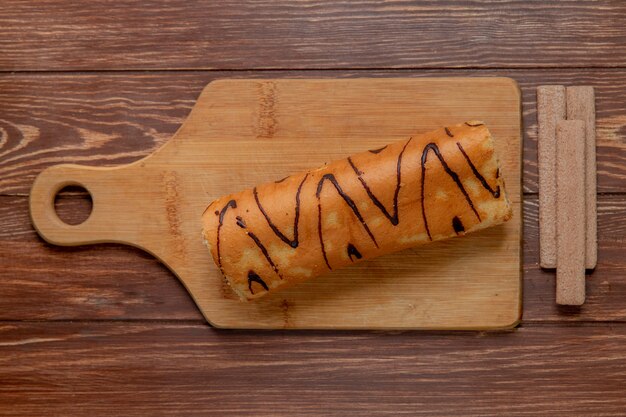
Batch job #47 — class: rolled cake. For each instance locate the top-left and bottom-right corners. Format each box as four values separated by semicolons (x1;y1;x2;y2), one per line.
202;122;512;300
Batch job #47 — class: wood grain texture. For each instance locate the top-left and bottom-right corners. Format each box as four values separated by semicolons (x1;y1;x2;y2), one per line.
3;194;626;322
523;196;626;322
1;70;625;196
1;1;625;414
0;196;203;321
2;322;626;416
1;0;626;71
27;78;522;330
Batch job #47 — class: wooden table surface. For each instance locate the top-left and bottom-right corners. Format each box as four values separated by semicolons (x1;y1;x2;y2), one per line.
1;1;625;415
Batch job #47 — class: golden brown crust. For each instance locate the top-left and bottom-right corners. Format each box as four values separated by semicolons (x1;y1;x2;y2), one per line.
202;122;512;300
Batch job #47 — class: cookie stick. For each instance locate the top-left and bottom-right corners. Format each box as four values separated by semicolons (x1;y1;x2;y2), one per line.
537;85;566;269
566;86;597;270
556;120;586;306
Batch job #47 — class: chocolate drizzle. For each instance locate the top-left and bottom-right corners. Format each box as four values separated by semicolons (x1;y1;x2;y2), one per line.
216;199;282;286
452;216;465;234
420;143;481;241
456;142;501;198
317;197;328;269
247;231;281;278
465;121;484;127
248;270;269;294
347;243;362;261
216;199;237;274
347;138;412;226
316;173;379;270
235;216;246;228
254;173;308;248
368;145;387;154
445;127;454;137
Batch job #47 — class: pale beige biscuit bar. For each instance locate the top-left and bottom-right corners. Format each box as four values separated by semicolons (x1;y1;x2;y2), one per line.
556;120;586;306
566;86;597;270
537;85;566;269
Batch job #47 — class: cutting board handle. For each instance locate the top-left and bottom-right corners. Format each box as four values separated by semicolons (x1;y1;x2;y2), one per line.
30;163;131;246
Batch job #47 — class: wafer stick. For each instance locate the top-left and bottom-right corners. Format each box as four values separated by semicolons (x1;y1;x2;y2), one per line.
566;86;597;270
556;120;586;306
537;85;566;269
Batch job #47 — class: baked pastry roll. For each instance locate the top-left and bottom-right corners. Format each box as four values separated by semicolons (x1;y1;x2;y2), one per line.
202;122;512;300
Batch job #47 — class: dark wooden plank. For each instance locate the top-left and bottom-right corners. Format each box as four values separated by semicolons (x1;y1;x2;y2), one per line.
1;70;625;195
0;73;202;196
1;321;626;416
3;194;625;322
1;0;626;71
0;196;203;321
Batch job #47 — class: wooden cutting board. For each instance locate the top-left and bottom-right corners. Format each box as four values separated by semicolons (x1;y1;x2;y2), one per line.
30;78;522;330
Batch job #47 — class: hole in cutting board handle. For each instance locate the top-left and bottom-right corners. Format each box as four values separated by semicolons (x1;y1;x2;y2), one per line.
53;185;93;226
